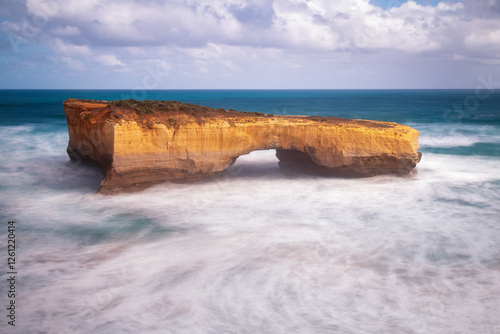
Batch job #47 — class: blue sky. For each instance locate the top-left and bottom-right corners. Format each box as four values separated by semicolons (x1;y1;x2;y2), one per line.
370;0;461;8
1;0;499;89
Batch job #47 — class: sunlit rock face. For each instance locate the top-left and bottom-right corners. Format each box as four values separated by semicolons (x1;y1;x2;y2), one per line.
64;98;421;194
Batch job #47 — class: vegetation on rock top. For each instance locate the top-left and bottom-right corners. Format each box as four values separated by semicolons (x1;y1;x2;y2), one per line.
109;99;267;117
67;98;396;129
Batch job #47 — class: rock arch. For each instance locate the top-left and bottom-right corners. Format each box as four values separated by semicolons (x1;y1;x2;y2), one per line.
64;99;421;194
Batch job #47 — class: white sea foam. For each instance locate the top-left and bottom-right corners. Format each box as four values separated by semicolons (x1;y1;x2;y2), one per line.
419;135;484;148
2;127;500;333
417;123;500;148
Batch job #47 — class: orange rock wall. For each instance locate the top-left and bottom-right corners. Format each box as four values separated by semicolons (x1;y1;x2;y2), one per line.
64;99;421;194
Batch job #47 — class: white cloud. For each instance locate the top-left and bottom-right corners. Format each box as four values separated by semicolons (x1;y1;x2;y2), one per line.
463;0;500;18
27;0;100;19
18;0;498;58
2;0;500;88
26;0;61;19
464;18;500;50
51;38;92;56
61;57;86;71
48;56;86;71
125;47;146;56
95;54;123;67
51;25;80;36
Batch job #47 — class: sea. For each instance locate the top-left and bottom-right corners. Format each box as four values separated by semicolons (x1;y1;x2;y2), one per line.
0;89;499;333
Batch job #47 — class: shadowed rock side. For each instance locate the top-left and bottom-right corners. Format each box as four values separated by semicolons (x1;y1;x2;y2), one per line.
64;98;422;194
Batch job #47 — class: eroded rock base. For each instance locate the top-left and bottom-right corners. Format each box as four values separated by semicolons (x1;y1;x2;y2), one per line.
276;149;422;177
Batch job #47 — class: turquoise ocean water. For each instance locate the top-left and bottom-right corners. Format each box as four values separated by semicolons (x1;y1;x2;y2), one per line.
1;90;500;333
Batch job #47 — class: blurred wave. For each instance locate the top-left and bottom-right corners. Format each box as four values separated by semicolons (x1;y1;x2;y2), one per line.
1;90;500;333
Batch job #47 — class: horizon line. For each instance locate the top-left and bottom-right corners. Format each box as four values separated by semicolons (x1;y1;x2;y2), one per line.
0;88;483;91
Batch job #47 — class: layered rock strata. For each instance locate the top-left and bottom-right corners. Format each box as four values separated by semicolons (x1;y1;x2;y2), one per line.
64;98;421;194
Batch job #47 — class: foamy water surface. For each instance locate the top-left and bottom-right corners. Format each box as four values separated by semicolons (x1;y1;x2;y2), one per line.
1;122;499;333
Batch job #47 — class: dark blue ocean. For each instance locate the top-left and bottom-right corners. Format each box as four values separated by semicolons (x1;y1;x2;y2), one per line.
1;90;500;333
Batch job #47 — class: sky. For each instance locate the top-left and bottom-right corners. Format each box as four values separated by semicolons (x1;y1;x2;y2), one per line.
0;0;499;89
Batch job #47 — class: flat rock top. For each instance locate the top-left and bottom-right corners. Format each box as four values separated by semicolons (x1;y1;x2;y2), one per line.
64;98;400;130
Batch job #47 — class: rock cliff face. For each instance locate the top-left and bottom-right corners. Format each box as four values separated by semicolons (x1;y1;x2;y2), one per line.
64;98;421;194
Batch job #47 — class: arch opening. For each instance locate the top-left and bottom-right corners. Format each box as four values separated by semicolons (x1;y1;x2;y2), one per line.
226;149;328;178
275;149;332;176
226;150;281;178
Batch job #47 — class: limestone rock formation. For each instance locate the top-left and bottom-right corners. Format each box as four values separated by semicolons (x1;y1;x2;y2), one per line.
64;98;422;194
